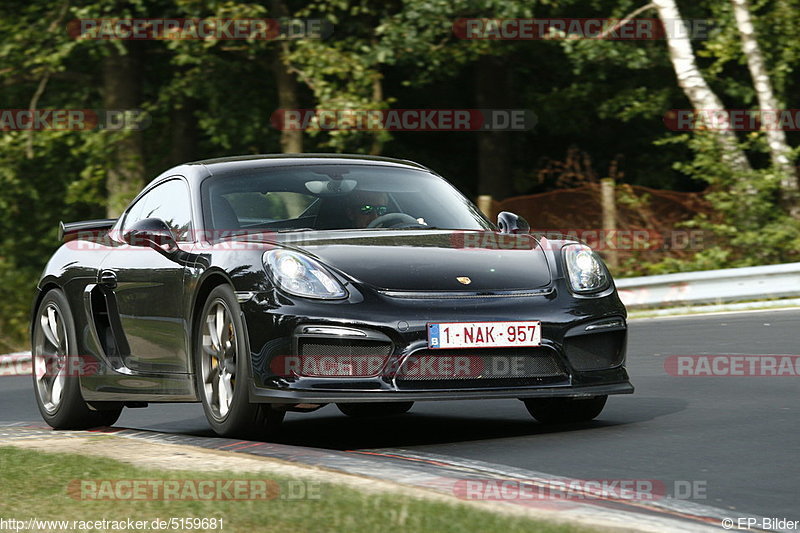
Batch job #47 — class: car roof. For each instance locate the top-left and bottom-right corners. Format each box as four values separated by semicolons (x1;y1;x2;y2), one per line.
192;153;429;172
152;154;433;186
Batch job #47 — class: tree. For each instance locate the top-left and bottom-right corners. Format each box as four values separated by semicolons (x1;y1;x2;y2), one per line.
651;0;752;175
474;56;512;200
103;42;146;217
271;0;304;154
730;0;799;216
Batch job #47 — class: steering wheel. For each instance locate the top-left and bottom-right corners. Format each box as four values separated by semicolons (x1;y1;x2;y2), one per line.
367;212;423;228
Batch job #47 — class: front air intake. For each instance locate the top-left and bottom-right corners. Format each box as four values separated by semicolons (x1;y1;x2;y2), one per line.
290;338;393;377
394;347;567;389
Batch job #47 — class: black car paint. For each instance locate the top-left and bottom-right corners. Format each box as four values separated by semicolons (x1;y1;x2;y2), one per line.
33;155;632;406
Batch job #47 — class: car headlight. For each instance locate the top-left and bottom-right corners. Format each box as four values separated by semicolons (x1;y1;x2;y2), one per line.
563;244;610;293
264;250;347;299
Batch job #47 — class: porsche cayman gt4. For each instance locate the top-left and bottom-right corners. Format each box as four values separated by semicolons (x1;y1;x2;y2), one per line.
31;154;632;437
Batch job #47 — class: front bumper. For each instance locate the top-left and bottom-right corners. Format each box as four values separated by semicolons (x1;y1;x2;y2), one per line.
250;381;634;404
241;284;632;404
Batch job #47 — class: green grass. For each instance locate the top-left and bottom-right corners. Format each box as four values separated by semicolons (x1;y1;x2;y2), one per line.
0;446;593;533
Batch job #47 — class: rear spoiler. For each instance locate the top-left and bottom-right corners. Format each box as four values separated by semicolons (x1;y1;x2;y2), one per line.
58;219;117;242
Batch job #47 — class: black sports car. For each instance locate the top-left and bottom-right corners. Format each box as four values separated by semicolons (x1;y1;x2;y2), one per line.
31;154;632;437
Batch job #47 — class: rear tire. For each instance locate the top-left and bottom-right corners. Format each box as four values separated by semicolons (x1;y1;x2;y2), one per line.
523;396;607;424
337;402;414;417
195;284;284;439
32;289;122;429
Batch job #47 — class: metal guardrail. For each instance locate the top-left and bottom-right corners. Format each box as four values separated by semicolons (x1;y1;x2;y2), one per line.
3;265;798;364
616;262;800;309
0;352;31;376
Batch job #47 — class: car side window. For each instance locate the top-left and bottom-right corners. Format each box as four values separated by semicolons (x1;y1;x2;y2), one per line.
121;179;193;241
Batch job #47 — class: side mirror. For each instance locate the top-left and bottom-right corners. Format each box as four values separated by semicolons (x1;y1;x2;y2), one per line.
497;211;530;234
123;218;178;253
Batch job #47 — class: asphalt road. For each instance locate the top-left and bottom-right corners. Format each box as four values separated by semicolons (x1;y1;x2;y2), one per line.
3;309;798;522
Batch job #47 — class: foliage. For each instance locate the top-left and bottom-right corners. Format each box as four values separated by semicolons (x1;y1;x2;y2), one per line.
2;0;800;345
641;132;800;274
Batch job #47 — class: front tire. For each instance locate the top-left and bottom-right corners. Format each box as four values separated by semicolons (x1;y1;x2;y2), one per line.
32;289;122;429
523;396;607;424
195;284;284;438
337;402;414;417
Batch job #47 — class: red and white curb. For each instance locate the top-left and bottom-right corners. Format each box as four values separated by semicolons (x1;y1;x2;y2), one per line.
0;352;31;377
0;423;758;533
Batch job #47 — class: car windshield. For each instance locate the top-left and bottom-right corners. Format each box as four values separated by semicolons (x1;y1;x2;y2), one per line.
201;164;493;232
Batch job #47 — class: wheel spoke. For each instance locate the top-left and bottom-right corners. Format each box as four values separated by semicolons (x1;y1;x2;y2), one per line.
206;315;221;352
215;305;225;352
47;306;60;344
219;373;232;417
41;310;60;349
203;369;216;400
50;366;66;406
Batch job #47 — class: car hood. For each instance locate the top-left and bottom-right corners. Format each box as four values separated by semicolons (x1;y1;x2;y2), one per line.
279;230;552;292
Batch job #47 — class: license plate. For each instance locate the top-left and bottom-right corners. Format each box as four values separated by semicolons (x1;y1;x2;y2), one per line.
427;321;541;349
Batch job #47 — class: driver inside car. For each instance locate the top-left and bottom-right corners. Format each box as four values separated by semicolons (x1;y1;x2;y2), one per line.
345;190;391;228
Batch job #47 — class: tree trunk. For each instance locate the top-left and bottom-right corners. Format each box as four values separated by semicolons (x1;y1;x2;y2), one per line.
271;47;308;217
475;56;512;200
731;0;799;216
271;0;303;154
169;99;199;166
103;43;145;218
369;74;384;156
600;178;619;270
273;46;303;154
652;0;752;175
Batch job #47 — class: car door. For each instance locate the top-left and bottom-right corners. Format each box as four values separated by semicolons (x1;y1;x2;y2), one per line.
99;177;195;374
